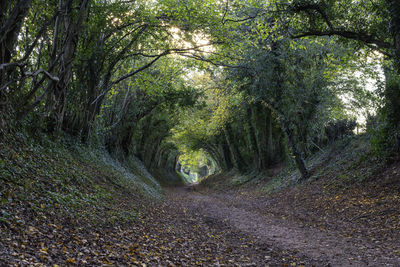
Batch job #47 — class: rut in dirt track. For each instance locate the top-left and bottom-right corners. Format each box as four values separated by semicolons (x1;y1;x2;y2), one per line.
166;186;400;267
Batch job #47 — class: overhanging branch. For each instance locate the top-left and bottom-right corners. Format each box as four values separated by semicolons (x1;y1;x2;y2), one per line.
292;30;393;50
291;2;334;30
91;51;169;105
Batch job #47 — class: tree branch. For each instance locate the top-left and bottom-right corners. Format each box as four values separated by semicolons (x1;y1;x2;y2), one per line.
0;62;24;71
25;69;59;82
288;2;393;52
91;51;169;105
111;51;169;86
291;2;334;30
177;53;243;69
0;0;32;43
221;0;229;25
292;30;393;50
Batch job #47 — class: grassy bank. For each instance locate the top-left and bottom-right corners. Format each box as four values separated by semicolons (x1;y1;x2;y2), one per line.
200;134;399;195
0;129;162;230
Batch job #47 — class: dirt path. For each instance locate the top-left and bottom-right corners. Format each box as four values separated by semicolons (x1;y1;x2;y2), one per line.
3;183;399;266
165;186;400;267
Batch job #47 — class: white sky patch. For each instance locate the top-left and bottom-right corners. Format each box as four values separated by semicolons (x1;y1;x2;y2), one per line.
169;27;214;54
339;54;385;132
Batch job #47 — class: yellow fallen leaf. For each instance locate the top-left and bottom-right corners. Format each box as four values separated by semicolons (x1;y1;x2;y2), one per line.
66;258;76;263
28;226;37;232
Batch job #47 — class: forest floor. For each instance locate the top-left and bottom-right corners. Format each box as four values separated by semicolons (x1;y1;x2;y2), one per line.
2;135;400;266
3;181;399;266
0;132;316;266
0;183;320;266
190;135;400;266
175;182;400;267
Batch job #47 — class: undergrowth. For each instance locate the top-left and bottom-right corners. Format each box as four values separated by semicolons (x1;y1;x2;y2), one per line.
261;135;384;194
200;134;387;195
0;129;162;229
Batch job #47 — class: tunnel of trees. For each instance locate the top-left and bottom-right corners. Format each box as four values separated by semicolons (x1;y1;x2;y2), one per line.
1;0;400;183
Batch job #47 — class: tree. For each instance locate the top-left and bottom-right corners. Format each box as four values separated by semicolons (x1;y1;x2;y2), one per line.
270;0;400;155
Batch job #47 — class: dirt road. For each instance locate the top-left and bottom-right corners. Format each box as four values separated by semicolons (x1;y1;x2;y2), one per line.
164;186;400;267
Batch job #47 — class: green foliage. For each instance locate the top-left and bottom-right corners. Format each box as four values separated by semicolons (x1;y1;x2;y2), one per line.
0;0;397;184
384;71;400;126
368;70;400;158
232;38;335;155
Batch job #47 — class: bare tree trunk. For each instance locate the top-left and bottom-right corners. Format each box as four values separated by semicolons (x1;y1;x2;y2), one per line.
220;140;233;171
260;100;310;180
284;125;309;180
252;104;268;170
0;0;32;94
46;0;91;132
245;106;260;169
224;123;245;171
137;114;153;160
265;108;275;165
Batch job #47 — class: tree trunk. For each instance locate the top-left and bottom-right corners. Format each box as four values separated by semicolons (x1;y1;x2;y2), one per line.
245;106;260;169
224;123;245;171
265;108;275;165
46;0;91;132
260;100;309;179
220;140;233;171
386;0;400;153
148;137;162;170
387;0;400;72
252;104;268;170
0;0;32;87
285;125;309;180
206;143;225;171
137;114;153;160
